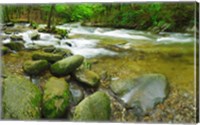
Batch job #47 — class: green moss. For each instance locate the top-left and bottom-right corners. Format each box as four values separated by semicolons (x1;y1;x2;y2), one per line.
23;60;49;75
3;75;42;120
73;91;111;121
32;51;63;63
4;42;24;51
2;46;9;55
51;55;84;76
42;77;70;118
74;69;100;87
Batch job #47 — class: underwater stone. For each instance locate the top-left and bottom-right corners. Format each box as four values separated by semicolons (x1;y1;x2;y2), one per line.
110;74;169;113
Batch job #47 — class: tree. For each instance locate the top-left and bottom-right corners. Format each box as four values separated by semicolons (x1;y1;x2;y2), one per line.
47;4;55;29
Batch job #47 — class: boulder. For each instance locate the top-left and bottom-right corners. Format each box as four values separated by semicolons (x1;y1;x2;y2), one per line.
51;55;84;76
2;75;42;120
23;60;49;75
4;41;24;51
110;74;169;114
42;77;70;118
74;69;100;87
54;34;62;39
10;35;23;41
53;48;73;57
43;46;56;53
32;51;63;63
73;91;111;121
1;46;10;55
29;31;40;40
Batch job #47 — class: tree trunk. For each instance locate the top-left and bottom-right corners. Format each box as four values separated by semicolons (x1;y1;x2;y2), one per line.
27;5;32;22
47;4;55;29
4;6;10;22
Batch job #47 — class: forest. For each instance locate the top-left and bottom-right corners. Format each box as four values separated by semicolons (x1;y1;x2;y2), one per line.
0;2;198;123
1;3;197;33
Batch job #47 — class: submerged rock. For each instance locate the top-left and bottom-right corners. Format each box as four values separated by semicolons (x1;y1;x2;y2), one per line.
4;41;24;51
29;31;40;40
74;69;100;87
110;74;169;114
69;83;84;105
10;35;23;41
32;51;63;63
2;75;42;120
23;60;49;75
51;55;84;76
42;77;70;118
73;91;111;121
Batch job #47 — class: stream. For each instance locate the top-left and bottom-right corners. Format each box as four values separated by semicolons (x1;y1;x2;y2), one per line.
1;22;197;122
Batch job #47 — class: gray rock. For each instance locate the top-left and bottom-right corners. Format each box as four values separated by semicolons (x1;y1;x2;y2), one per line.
69;83;84;105
2;75;42;120
110;74;169;113
42;77;70;118
22;60;49;75
73;91;111;121
50;55;84;76
74;69;100;87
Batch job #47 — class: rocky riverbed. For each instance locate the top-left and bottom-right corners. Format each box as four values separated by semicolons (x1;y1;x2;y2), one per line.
0;22;197;123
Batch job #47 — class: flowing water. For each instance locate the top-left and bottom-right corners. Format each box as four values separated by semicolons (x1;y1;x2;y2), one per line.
1;23;197;122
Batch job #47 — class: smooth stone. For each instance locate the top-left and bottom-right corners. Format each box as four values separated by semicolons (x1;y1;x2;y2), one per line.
32;51;63;63
42;77;70;118
74;69;100;87
50;55;84;76
22;60;49;75
73;91;111;121
3;75;42;119
110;74;169;113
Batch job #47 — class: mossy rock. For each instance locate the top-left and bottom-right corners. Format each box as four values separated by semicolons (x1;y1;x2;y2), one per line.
73;91;111;121
4;41;24;51
51;55;84;76
43;46;56;53
42;77;70;118
23;60;49;75
53;48;73;57
32;51;63;63
2;75;42;120
74;69;100;87
10;35;23;41
29;31;40;40
1;46;10;55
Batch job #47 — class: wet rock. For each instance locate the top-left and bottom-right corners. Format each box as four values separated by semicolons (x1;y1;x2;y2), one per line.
0;35;9;40
23;60;49;75
42;77;70;118
110;74;169;114
32;51;63;63
2;75;42;120
51;55;84;76
1;46;10;55
10;35;23;41
69;83;84;105
53;48;72;57
73;91;111;121
4;41;24;51
74;69;100;87
42;46;56;53
5;22;14;27
29;31;40;40
54;34;62;39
